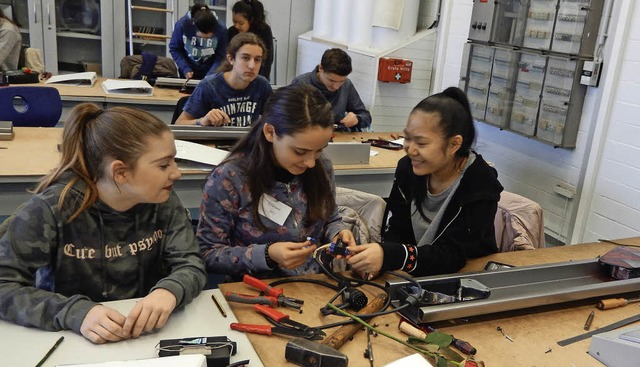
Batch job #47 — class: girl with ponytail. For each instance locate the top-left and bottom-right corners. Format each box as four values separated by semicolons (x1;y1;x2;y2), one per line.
0;103;207;344
346;87;504;277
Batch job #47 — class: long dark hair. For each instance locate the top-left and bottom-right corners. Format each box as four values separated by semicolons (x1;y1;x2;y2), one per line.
410;87;476;217
36;103;169;222
190;3;219;34
232;0;268;32
225;84;335;228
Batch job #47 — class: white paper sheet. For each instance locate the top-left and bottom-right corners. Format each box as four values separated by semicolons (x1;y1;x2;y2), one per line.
175;139;229;167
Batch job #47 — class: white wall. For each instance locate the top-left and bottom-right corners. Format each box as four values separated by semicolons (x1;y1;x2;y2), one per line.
433;1;640;244
372;31;437;131
575;0;640;243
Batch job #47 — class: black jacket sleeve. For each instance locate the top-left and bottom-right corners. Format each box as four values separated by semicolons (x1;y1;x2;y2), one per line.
380;155;501;277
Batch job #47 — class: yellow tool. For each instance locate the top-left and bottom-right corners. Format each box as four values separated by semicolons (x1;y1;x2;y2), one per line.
597;297;640;310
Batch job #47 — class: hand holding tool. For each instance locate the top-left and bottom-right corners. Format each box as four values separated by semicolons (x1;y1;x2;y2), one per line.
597;296;640;310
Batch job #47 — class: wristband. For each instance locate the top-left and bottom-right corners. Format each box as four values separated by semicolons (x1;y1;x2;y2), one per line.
195;118;202;126
264;242;277;269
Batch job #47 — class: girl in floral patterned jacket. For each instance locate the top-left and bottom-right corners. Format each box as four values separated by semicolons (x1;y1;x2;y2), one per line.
197;84;355;279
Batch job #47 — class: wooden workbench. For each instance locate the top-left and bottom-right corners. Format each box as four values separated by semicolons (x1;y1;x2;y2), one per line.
220;238;640;366
0;128;403;215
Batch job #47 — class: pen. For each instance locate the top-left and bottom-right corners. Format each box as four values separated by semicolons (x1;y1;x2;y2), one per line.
584;310;595;330
211;293;227;318
35;336;64;367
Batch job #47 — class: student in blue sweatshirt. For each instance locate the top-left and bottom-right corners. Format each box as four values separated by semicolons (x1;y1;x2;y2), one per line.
169;4;227;79
0;103;207;344
175;32;272;127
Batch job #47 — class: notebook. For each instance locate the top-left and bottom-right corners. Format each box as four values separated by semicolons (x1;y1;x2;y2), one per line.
101;79;153;96
44;72;97;87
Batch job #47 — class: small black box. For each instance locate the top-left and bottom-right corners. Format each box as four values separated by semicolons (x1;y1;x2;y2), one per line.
158;336;237;367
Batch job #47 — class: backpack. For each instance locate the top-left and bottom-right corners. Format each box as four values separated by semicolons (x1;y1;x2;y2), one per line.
120;53;178;80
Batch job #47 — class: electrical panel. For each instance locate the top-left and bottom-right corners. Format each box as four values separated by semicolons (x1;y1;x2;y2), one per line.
461;0;604;148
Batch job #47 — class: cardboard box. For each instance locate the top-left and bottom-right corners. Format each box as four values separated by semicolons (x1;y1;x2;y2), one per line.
82;62;102;76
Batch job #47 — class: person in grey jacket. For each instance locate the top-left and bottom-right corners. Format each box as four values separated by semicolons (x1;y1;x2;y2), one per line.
0;103;207;344
0;8;21;71
291;48;372;132
197;84;354;279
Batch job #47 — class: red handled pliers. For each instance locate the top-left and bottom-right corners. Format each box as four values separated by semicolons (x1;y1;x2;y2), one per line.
230;304;325;340
225;274;304;310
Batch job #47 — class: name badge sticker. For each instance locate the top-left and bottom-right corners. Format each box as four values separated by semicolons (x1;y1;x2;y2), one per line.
258;194;292;226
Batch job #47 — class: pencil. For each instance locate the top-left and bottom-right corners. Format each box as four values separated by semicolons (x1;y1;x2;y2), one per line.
35;336;64;367
212;293;227;318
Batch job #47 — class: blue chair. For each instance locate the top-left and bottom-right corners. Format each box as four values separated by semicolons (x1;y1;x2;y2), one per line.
0;86;62;127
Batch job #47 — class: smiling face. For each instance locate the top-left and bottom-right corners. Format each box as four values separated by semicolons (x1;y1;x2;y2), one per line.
119;131;181;205
403;110;462;177
232;13;250;32
263;124;334;176
228;43;264;84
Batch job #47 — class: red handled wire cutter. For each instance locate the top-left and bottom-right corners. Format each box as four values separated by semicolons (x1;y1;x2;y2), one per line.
230;304;325;340
224;274;304;310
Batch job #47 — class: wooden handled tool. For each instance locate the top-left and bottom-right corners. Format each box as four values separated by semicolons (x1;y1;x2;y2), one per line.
321;292;388;350
597;297;640;310
285;293;388;367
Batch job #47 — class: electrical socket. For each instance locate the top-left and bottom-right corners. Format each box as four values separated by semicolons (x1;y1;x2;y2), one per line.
554;183;576;199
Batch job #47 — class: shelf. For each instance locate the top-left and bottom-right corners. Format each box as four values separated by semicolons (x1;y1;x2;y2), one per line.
127;37;167;46
56;31;102;40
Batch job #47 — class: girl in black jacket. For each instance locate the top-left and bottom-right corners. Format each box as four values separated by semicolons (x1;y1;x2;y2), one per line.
347;87;503;277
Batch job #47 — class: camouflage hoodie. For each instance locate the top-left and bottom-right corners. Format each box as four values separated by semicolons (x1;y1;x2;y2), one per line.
0;172;207;333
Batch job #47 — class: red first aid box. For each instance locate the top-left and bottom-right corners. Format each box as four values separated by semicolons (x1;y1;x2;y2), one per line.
378;58;413;83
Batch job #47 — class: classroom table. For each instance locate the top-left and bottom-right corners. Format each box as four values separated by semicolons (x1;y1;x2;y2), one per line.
0;127;402;216
0;289;263;367
219;237;640;367
31;77;185;123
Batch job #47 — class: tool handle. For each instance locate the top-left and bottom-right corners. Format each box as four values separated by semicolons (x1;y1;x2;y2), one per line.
398;320;427;339
322;293;388;350
225;292;278;307
597;298;628;310
453;338;477;356
243;274;283;297
230;323;273;335
253;304;288;321
398;320;477;355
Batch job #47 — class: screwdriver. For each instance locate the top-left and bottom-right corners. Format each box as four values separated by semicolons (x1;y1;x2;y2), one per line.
597;297;640;310
398;320;477;355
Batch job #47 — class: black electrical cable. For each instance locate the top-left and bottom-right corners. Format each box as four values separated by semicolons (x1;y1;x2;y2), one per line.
264;251;425;331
